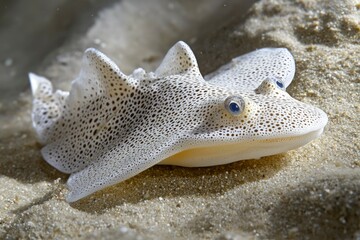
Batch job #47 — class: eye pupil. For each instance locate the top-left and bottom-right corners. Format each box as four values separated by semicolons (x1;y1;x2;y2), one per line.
225;96;245;116
229;102;240;113
276;80;284;88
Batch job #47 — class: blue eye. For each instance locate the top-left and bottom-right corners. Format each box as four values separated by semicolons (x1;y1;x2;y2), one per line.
229;102;240;113
276;80;284;88
225;96;245;116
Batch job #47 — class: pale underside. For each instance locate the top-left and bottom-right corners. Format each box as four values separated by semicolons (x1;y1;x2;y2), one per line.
160;128;324;167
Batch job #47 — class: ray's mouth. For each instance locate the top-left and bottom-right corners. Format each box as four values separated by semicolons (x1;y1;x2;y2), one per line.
160;126;327;168
258;127;325;144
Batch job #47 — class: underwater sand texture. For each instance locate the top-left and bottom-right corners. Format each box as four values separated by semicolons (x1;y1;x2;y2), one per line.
0;0;359;239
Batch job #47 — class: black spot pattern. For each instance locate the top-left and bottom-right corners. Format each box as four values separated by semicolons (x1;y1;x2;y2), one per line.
29;41;327;202
29;73;68;145
205;48;295;91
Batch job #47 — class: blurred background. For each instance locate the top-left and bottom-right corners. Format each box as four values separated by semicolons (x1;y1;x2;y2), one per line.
0;0;255;103
0;0;118;102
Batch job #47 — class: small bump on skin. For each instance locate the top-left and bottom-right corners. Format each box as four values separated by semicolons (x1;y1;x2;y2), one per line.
29;41;328;202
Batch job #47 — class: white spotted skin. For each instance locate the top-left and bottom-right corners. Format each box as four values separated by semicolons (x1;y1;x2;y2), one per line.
205;47;296;90
29;41;328;202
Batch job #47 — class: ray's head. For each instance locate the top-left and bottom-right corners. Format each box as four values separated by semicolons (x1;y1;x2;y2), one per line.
190;77;328;142
165;77;327;167
155;42;328;162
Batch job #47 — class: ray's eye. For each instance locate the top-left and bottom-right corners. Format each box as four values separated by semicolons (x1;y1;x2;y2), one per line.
270;77;285;89
224;96;245;116
255;77;286;95
275;80;284;88
229;102;240;112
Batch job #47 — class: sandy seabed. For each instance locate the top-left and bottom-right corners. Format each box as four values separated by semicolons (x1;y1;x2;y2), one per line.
0;0;359;239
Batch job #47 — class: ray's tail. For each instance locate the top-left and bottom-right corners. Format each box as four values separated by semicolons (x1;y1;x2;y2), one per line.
29;73;68;144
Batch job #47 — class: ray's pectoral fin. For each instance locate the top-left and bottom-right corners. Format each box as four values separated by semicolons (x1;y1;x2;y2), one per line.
205;48;295;91
66;137;182;202
155;41;202;78
31;48;140;175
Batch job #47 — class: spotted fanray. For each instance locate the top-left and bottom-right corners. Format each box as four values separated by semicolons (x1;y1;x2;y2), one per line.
29;41;328;202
